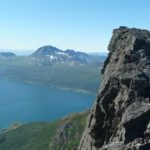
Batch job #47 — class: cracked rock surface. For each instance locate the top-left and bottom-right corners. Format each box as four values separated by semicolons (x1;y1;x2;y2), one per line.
79;27;150;150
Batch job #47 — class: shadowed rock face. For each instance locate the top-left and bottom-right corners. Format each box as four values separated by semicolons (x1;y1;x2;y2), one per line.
79;27;150;150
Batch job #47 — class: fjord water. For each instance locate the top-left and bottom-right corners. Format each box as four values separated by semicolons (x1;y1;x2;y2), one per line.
0;79;95;129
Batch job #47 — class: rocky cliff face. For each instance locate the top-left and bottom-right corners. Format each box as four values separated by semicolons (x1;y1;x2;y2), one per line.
79;27;150;150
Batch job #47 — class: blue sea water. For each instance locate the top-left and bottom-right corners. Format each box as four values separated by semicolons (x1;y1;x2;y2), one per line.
0;79;95;129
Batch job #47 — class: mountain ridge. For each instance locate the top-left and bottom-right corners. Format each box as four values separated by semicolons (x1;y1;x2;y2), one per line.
31;45;105;65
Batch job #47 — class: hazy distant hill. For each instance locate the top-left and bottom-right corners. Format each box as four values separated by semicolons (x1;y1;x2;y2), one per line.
0;52;16;58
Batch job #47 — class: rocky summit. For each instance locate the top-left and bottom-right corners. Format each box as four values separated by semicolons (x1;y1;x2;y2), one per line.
79;27;150;150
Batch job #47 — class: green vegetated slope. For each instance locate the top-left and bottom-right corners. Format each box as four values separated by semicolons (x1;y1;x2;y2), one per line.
0;57;102;94
0;111;89;150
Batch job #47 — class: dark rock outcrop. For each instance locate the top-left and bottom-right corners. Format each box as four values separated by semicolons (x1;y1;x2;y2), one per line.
79;27;150;150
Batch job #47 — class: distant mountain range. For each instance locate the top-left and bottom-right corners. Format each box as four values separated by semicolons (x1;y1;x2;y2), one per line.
0;52;16;58
31;45;106;65
0;45;107;65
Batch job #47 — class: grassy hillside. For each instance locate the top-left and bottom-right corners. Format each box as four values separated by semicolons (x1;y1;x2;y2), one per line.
0;57;102;94
0;111;89;150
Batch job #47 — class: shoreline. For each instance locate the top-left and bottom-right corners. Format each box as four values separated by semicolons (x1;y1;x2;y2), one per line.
51;85;96;95
1;78;97;95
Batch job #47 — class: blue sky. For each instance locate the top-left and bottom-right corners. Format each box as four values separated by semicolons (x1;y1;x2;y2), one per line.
0;0;150;53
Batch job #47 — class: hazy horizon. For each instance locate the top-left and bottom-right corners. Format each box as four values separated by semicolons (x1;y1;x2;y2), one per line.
0;0;150;53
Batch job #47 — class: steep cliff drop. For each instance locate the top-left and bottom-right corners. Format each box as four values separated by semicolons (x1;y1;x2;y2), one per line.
79;27;150;150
